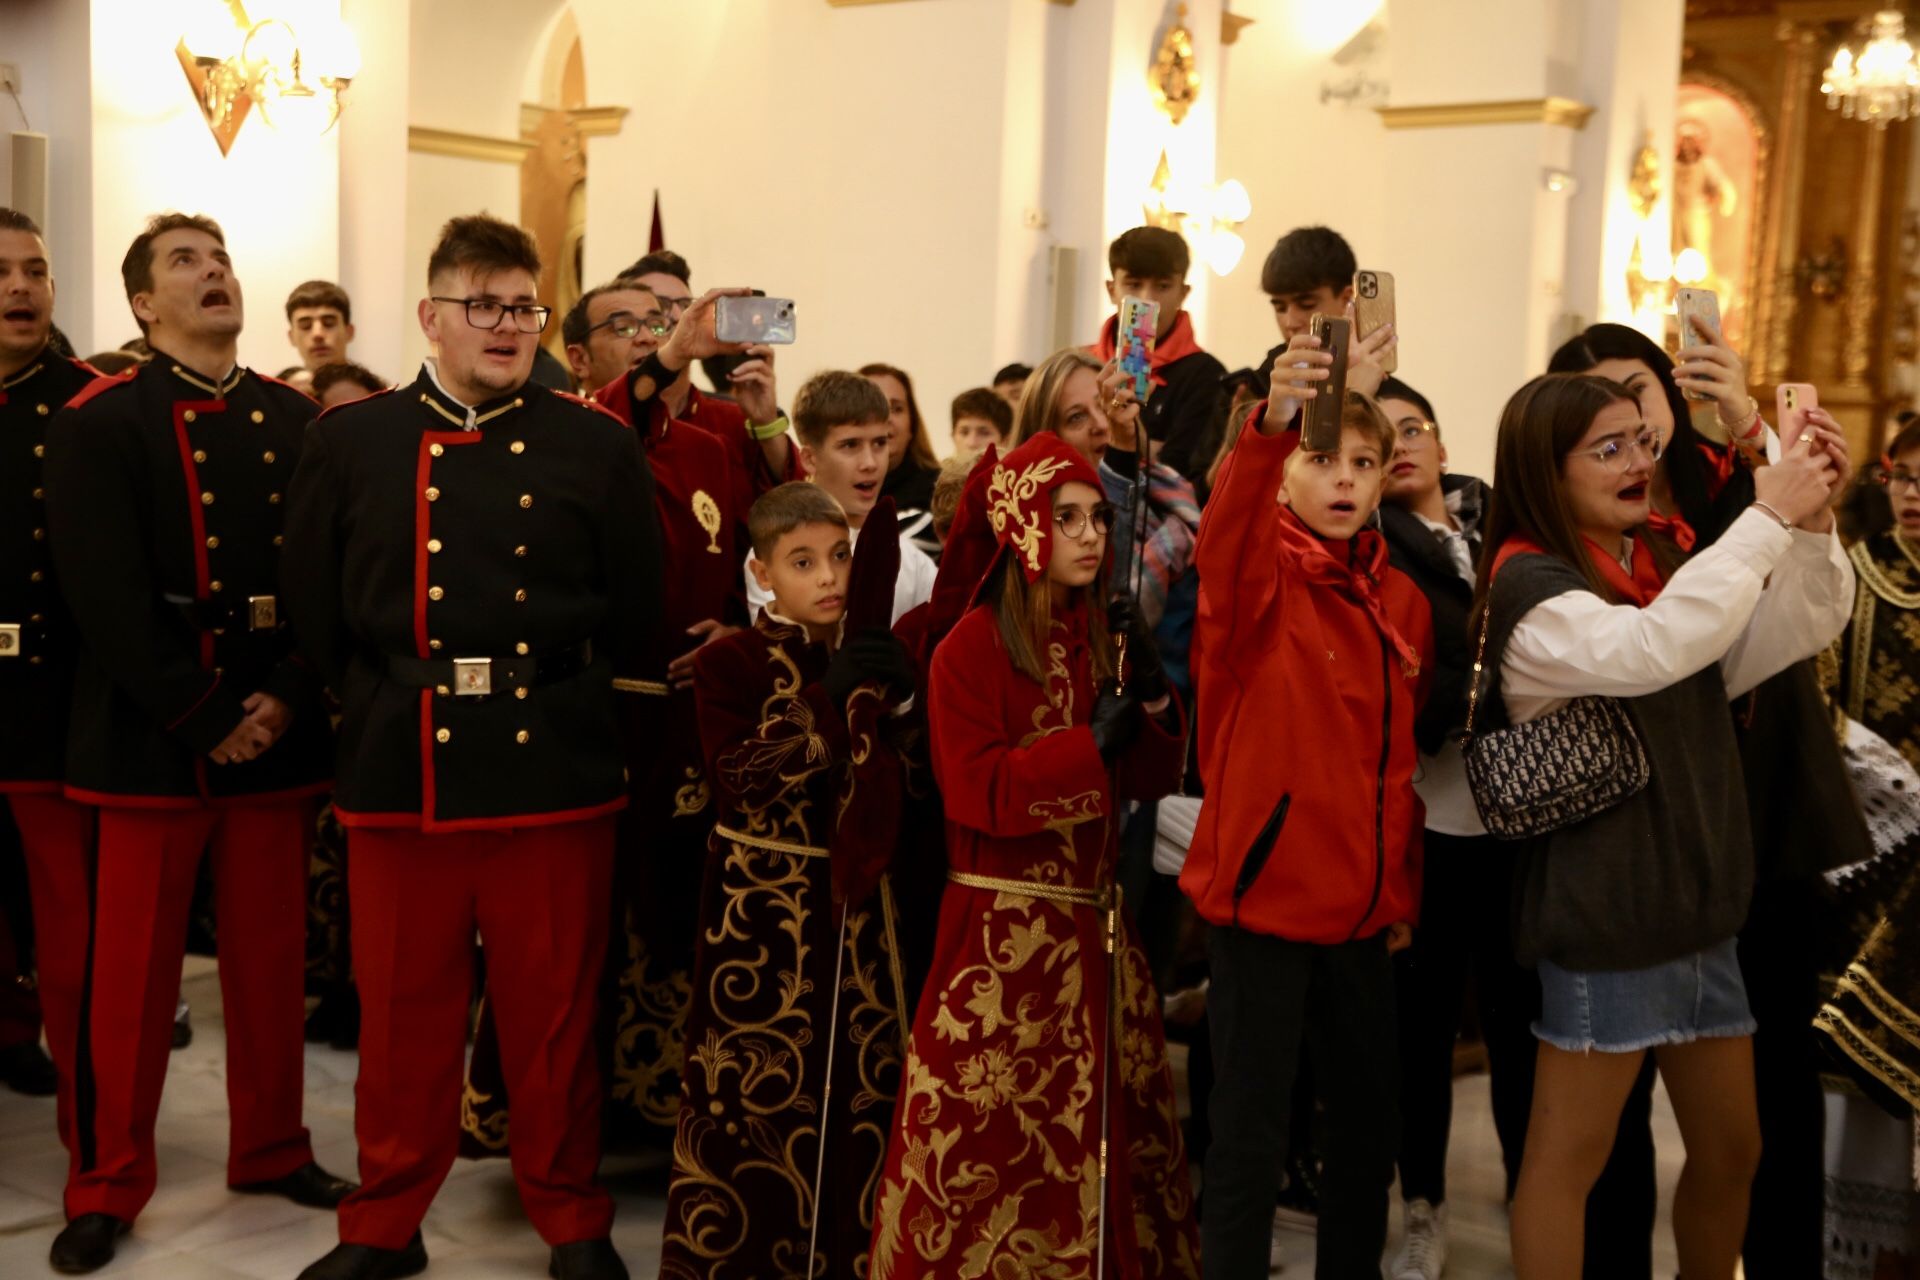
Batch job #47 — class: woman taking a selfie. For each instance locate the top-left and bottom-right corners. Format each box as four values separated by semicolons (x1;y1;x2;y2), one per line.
1545;322;1869;1278
1473;373;1850;1280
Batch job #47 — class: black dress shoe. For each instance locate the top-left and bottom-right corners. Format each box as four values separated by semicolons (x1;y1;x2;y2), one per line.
549;1238;629;1280
232;1160;357;1208
171;1000;192;1050
296;1234;427;1280
49;1214;128;1274
0;1040;58;1096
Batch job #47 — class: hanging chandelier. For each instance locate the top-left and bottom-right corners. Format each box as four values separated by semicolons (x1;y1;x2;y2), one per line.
1821;10;1920;128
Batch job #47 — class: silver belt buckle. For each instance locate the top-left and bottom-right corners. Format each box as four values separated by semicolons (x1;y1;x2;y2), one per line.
248;595;278;630
0;623;18;657
453;657;493;696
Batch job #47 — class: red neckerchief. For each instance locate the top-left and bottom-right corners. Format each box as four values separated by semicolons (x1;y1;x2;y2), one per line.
1492;532;1666;607
1092;309;1203;387
1274;507;1422;675
1642;508;1696;553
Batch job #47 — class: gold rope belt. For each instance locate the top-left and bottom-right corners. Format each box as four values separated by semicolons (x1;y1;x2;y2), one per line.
611;677;670;696
713;824;830;860
946;869;1109;908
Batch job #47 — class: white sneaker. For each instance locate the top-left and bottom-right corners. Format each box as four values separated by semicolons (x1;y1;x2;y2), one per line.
1389;1198;1448;1280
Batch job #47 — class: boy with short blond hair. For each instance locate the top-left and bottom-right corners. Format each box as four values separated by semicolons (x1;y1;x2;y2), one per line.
1183;366;1433;1275
661;481;915;1279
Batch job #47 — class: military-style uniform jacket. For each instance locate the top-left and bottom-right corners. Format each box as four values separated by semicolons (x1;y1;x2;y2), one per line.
279;366;663;831
44;355;331;806
0;350;98;791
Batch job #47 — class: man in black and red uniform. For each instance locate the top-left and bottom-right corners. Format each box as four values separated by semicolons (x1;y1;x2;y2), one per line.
0;208;96;1121
282;214;663;1280
42;212;346;1274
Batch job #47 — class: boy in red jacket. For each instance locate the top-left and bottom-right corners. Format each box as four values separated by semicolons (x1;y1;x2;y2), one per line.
1182;339;1433;1278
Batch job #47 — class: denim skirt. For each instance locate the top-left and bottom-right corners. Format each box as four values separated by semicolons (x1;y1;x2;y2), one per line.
1534;936;1756;1054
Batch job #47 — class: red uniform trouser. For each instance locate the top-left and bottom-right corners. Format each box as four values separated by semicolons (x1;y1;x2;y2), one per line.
341;818;616;1249
68;801;316;1221
4;793;93;1172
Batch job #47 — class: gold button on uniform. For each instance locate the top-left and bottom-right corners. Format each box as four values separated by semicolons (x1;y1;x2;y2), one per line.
32;444;43;458
435;728;451;743
201;492;214;506
193;450;207;463
206;536;220;549
430;443;444;457
513;589;527;603
29;571;42;583
251;410;264;424
518;494;532;509
515;730;530;744
30;488;42;500
427;538;442;553
514;545;527;558
425;487;441;502
30;528;43;540
514;687;528;700
510;441;525;454
268;492;282;504
515;642;529;655
184;410;197;423
262;450;275;463
272;535;283;547
428;586;444;601
435;685;450;697
28;613;43;624
35;404;48;416
209;581;223;593
429;639;443;650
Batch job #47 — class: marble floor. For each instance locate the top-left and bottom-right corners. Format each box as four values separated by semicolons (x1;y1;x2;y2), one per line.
0;958;1694;1278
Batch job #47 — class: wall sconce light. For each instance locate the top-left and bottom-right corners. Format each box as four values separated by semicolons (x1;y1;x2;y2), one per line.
1143;152;1251;276
1541;167;1579;195
178;1;359;156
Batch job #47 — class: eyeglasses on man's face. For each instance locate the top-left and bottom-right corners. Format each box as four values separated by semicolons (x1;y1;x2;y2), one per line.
589;310;670;341
430;296;552;334
1055;503;1116;539
1572;429;1665;473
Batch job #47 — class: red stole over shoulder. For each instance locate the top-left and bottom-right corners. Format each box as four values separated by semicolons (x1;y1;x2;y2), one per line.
1491;532;1667;607
1275;508;1423;675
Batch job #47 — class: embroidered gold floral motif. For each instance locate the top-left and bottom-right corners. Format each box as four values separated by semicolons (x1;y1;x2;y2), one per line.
692;488;723;554
460;1078;509;1151
672;766;710;817
988;456;1073;575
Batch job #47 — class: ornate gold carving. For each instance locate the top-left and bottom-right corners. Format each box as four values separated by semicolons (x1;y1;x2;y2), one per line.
1757;24;1819;386
1150;6;1200;125
1842;120;1889;388
1374;97;1596;130
692;488;723;554
673;766;710;817
1629;136;1662;220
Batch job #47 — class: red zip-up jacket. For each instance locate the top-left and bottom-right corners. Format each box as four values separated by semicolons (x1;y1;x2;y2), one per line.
1181;414;1433;943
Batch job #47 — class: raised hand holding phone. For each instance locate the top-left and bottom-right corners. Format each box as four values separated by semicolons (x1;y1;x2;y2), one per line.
1301;315;1352;453
1117;297;1159;405
1261;333;1331;436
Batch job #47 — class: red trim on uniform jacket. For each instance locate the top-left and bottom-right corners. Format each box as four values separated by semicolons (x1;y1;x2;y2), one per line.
63;780;332;810
60;368;137;412
333;795;627;834
0;780;62;795
253;371;319;405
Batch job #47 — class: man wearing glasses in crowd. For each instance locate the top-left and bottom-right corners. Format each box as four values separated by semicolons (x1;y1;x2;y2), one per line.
282;213;663;1280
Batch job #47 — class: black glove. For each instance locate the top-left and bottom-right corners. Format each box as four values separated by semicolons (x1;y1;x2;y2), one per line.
1107;597;1168;705
823;642;864;707
1090;690;1142;765
847;630;919;702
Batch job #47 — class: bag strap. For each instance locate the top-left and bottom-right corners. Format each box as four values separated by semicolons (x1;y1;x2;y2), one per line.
1462;603;1493;744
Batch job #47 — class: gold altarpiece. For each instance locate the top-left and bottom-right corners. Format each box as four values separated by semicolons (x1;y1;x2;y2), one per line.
1682;1;1915;458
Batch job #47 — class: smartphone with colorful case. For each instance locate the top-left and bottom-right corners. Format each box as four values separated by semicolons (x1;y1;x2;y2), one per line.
1117;296;1159;404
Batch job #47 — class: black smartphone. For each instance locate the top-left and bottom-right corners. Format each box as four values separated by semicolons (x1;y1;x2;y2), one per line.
1302;314;1351;453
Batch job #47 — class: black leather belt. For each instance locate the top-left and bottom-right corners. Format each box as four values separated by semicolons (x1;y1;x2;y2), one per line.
168;594;281;632
386;641;593;697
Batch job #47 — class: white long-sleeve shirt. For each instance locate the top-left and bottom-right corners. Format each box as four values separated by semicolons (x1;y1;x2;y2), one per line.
1501;507;1854;724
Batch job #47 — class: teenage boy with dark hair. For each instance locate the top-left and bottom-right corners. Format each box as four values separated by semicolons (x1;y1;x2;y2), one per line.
285;279;354;372
45;211;346;1274
282;213;662;1280
991;361;1032;407
311;360;385;409
950;385;1012;453
1094;226;1226;481
1182;338;1434;1276
659;481;914;1279
741;370;936;622
1256;225;1359;387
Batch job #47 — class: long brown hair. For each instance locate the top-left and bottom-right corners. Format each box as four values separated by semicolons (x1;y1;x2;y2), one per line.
985;553;1116;689
1471;373;1673;620
1012;348;1104;448
858;362;938;471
